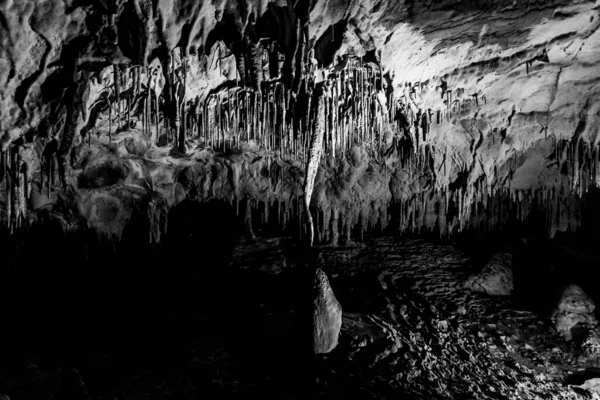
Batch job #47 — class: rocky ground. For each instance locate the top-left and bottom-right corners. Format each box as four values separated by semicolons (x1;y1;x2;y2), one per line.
2;234;600;399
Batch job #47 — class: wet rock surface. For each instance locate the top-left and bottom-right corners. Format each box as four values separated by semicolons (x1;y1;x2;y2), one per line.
3;236;600;399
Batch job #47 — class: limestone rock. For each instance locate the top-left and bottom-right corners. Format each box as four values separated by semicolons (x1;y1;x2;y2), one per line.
122;136;150;157
580;377;600;394
556;284;596;314
313;268;342;354
551;284;598;341
464;252;514;296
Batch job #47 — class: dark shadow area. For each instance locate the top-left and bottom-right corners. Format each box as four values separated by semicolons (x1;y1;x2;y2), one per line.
313;20;347;67
0;200;330;399
447;187;600;319
2;185;600;398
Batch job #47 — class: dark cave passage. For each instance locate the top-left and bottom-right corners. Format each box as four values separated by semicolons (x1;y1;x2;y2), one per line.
0;199;324;398
2;192;600;398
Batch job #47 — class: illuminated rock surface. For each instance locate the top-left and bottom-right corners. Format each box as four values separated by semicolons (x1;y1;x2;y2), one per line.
0;0;599;237
551;283;598;340
313;267;342;354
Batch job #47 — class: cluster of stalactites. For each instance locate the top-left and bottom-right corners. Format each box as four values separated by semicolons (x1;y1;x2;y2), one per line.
301;134;599;242
0;141;594;240
253;188;583;244
147;198;169;245
390;183;584;240
0;149;31;232
193;181;585;246
190;57;406;160
551;135;600;197
84;54;430;159
83;47;501;168
79;48;185;148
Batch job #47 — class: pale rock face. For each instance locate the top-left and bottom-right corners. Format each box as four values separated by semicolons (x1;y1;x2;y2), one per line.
556;283;597;314
464;252;514;296
580;377;600;394
551;283;598;341
313;268;343;354
1;0;600;239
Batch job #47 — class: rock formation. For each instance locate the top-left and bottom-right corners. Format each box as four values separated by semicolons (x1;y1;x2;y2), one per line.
464;252;514;296
551;283;598;341
0;0;598;243
1;1;600;398
581;377;600;394
313;268;342;354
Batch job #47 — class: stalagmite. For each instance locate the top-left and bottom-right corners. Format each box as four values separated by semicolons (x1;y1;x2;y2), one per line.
312;268;342;354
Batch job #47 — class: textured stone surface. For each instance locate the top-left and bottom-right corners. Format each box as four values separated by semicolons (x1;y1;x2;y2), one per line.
1;2;600;398
1;1;599;240
581;377;600;394
551;284;598;341
313;268;342;354
464;252;514;296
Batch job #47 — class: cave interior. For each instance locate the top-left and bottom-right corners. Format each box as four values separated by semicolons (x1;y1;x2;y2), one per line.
2;0;600;398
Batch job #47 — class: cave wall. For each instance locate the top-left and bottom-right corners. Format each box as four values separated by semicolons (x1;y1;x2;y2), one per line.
0;0;599;243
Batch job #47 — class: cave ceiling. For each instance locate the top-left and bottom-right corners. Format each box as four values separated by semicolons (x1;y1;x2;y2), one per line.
0;0;599;239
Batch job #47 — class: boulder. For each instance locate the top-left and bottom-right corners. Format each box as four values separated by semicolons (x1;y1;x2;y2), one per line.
551;284;598;341
579;377;600;394
555;284;596;314
464;252;514;296
122;136;150;157
313;268;343;354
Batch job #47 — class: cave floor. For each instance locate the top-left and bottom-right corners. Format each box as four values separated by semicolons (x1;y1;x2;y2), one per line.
1;236;599;399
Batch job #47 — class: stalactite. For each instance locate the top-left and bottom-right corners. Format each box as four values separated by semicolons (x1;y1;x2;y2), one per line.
245;199;256;239
249;42;263;93
15;47;592;242
18;154;26;227
594;146;600;186
264;199;270;225
126;70;132;131
113;65;121;131
47;153;52;197
572;136;581;192
303;83;326;247
1;151;5;228
0;150;5;185
182;52;188;150
6;172;12;230
143;67;149;137
108;96;112;141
